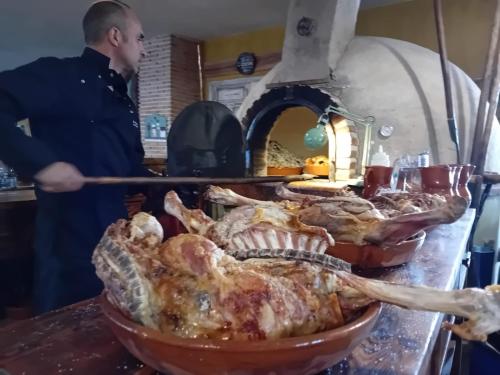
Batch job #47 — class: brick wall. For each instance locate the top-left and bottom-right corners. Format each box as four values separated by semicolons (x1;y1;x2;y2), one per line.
138;35;200;158
170;36;201;120
138;35;171;158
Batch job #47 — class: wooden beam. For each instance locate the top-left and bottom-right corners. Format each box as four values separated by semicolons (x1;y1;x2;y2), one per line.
471;0;500;171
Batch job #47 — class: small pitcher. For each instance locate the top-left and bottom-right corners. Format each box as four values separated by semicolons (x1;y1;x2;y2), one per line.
457;164;476;204
420;165;454;196
363;166;393;199
448;164;463;196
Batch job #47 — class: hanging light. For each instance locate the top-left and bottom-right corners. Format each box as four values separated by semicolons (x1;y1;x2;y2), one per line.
304;113;329;149
303;105;385;178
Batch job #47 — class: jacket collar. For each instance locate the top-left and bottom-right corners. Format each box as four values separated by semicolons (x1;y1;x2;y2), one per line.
81;47;111;73
81;47;128;95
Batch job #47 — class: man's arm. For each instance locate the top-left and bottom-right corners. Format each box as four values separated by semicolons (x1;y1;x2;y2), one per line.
0;60;84;192
0;91;59;177
34;162;85;192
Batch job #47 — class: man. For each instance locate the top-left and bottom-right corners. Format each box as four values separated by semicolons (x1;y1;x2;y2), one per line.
0;1;149;313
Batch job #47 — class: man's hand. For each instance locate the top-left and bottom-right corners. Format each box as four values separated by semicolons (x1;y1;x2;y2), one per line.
34;162;85;192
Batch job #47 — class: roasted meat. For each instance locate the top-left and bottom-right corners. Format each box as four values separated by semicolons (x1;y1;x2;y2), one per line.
93;213;500;342
206;184;467;245
297;194;467;245
164;189;335;253
370;192;449;217
93;216;348;340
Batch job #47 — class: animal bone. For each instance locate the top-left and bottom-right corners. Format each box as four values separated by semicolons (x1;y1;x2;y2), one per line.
165;190;335;253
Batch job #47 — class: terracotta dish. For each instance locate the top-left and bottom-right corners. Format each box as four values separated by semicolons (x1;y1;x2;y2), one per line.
303;156;329;176
327;230;426;268
100;294;381;375
267;166;303;176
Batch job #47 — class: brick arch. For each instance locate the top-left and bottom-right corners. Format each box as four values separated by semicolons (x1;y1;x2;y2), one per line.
329;116;359;180
241;85;359;178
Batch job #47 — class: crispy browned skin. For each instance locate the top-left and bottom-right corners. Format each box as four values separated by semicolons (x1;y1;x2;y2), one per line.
206;184;467;245
94;221;348;340
94;213;500;343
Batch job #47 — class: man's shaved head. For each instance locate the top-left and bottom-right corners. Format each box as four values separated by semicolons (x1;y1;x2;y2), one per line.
82;0;145;79
83;1;131;44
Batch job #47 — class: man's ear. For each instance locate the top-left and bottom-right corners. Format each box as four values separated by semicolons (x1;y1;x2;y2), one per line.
107;26;121;47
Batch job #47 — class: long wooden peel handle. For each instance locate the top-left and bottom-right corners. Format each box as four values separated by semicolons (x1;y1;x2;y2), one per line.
469;173;500;185
83;174;316;185
482;173;500;184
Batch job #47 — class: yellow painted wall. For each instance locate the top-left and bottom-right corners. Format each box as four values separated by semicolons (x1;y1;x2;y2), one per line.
204;26;284;64
270;107;328;160
203;0;493;81
356;0;495;79
203;26;284;84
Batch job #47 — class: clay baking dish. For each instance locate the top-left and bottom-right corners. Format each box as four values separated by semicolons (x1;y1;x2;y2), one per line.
100;294;381;375
327;230;426;268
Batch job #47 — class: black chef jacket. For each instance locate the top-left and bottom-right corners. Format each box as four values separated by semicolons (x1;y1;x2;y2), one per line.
0;47;149;313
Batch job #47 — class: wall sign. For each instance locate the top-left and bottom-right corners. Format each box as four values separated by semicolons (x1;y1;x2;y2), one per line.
218;88;246;102
144;113;169;141
235;52;257;75
208;76;262;114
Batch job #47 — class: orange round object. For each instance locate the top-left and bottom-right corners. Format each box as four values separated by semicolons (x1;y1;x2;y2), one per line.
267;166;303;176
100;294;381;375
304;156;329;176
327;230;426;268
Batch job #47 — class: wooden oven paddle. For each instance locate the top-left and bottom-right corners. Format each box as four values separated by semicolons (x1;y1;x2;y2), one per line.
83;174;316;186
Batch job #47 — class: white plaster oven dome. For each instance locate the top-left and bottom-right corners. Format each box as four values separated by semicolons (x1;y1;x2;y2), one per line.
238;0;499;173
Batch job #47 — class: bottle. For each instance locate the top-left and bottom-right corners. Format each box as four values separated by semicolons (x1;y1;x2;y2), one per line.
151;124;158;138
7;168;17;189
159;126;166;138
370;145;390;167
390;158;400;191
0;162;6;190
0;162;16;190
417;151;430;167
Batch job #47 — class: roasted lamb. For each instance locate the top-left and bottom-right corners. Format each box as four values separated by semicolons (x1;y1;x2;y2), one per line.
205;185;467;245
369;192;449;217
164;190;335;253
93;212;500;342
93;214;348;340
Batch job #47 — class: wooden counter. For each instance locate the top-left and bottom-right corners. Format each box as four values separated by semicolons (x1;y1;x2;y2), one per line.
0;210;475;375
0;188;37;319
0;188;36;261
0;189;36;205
